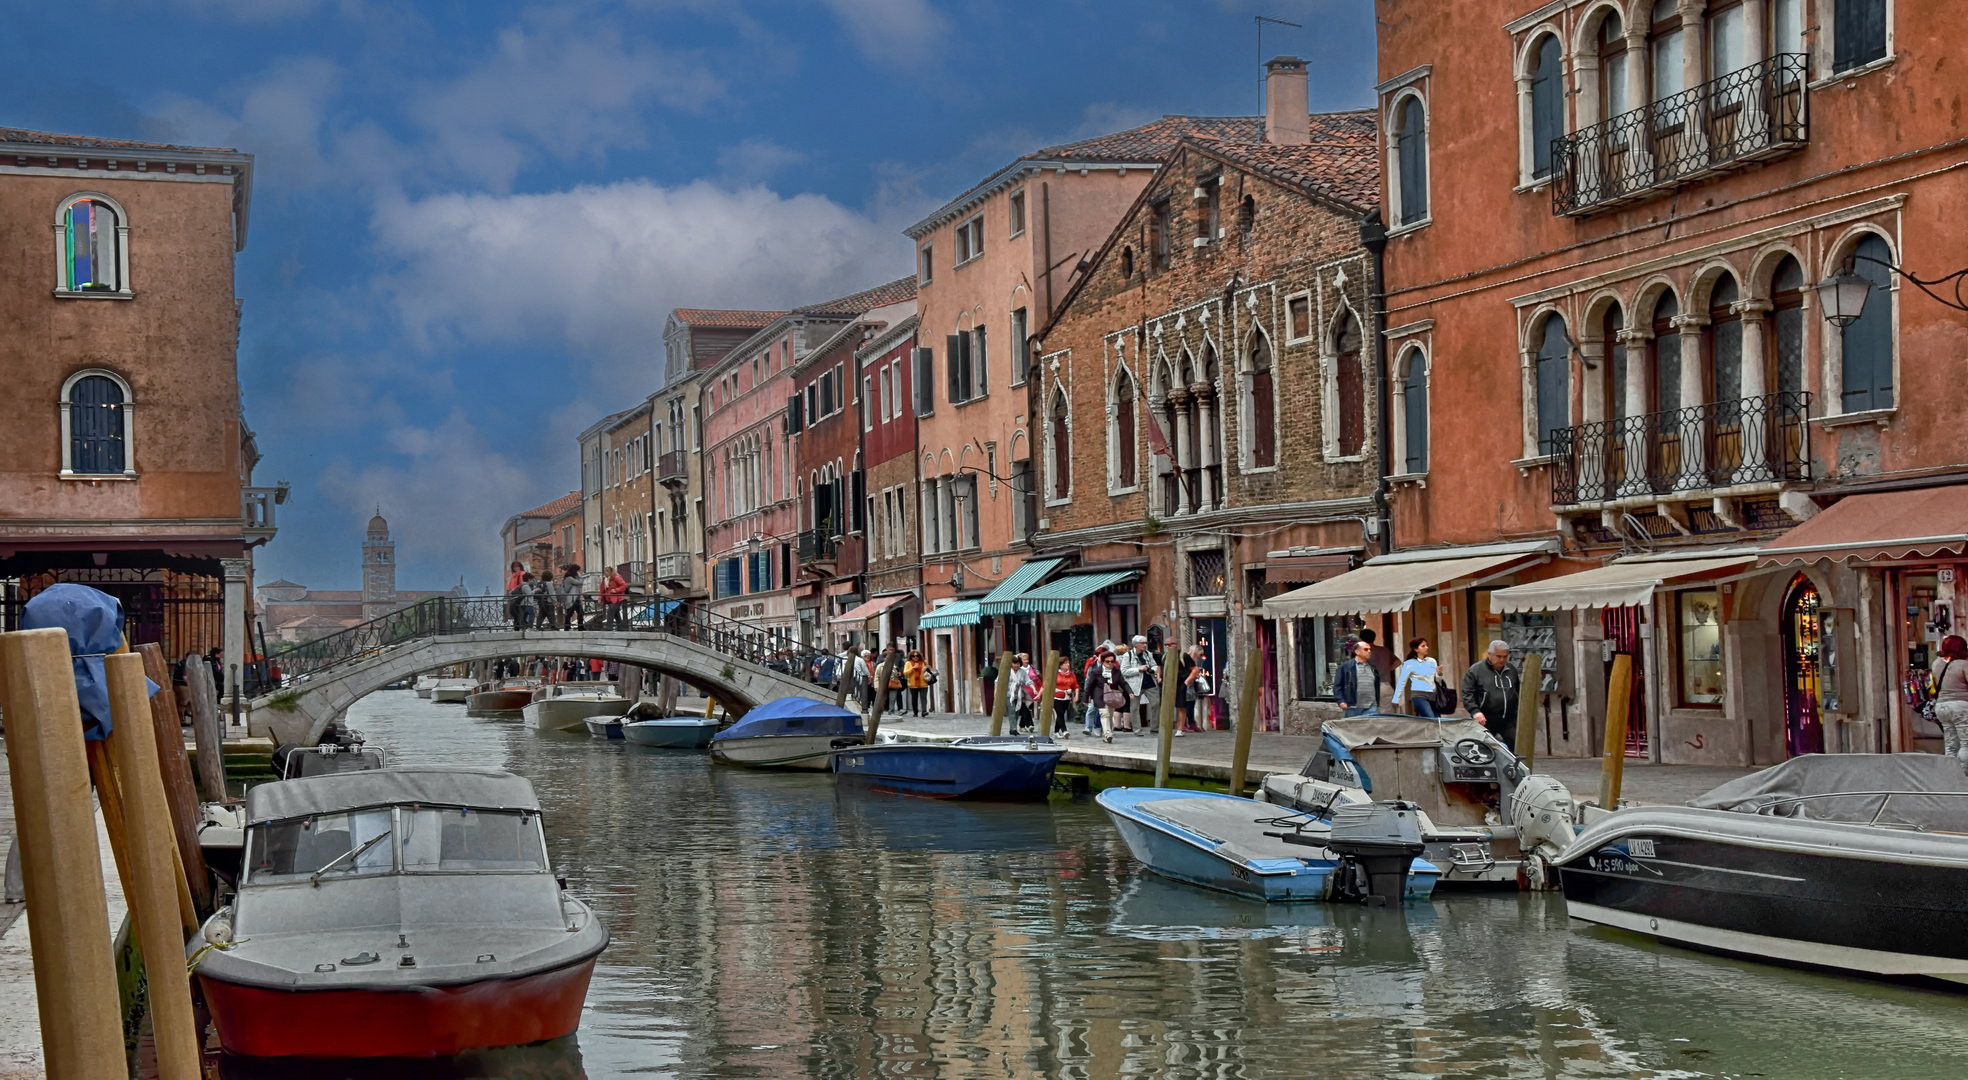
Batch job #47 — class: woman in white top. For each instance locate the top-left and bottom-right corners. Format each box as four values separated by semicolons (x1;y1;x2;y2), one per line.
1931;634;1968;769
1391;637;1441;719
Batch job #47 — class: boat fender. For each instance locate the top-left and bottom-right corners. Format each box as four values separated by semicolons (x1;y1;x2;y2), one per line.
202;908;234;945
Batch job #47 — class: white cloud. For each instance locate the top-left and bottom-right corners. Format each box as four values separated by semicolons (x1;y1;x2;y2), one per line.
408;14;723;190
818;0;947;58
147;57;340;186
372;178;913;387
717;138;807;185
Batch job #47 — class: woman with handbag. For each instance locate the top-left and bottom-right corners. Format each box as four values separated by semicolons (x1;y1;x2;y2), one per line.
1086;652;1131;743
1931;635;1968;770
904;650;930;717
1392;637;1441;718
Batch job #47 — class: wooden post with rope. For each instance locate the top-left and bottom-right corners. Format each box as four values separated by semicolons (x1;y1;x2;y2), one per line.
865;656;895;745
0;628;125;1080
1230;649;1263;797
103;653;202;1080
182;653;226;798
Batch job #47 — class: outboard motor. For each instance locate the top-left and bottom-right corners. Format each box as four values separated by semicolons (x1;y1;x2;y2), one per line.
1328;800;1425;905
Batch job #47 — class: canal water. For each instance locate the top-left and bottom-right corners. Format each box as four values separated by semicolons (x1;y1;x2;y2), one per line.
233;691;1968;1079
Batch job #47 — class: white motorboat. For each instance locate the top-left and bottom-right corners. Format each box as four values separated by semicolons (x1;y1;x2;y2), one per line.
413;675;441;699
429;678;474;704
523;684;629;732
708;697;862;770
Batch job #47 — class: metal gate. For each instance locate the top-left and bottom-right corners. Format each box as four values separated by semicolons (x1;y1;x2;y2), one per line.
1601;607;1650;758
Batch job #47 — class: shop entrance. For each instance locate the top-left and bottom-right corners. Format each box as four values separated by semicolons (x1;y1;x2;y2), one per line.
1601;607;1649;758
1781;574;1825;757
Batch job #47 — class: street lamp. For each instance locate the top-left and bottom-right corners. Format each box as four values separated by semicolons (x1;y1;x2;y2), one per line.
1816;254;1968;327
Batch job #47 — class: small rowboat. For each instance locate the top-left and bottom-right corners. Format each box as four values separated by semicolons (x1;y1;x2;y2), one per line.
466;678;540;716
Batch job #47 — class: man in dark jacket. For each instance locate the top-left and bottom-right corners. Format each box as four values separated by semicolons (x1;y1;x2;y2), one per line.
1332;639;1383;717
1461;640;1521;748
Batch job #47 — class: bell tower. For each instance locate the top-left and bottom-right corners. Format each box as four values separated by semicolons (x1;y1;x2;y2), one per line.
362;509;397;620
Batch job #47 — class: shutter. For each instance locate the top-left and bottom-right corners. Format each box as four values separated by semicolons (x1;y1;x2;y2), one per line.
913;347;933;415
946;334;963;404
851;470;865;532
973;325;987;397
786;394;804;434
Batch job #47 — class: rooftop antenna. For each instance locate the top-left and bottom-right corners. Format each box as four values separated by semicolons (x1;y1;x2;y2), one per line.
1256;14;1303;140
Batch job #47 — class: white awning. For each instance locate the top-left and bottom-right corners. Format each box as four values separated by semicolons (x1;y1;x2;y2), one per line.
1264;542;1554;618
1486;554;1756;614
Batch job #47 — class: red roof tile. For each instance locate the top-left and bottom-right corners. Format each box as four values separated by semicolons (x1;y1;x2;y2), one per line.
797;276;918;317
670;308;787;329
1187;133;1382;211
517;491;583;520
1037;110;1375;163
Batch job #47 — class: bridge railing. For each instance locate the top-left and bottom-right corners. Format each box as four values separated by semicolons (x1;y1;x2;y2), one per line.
265;594;834;686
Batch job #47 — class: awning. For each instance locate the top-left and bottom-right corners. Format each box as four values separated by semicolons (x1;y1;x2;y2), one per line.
830;594;907;625
1488;553;1756;614
1263;542;1555;618
1759;488;1968;566
634;599;683;620
977;557;1063;616
1263;546;1362;583
1013;570;1141;614
919;599;981;629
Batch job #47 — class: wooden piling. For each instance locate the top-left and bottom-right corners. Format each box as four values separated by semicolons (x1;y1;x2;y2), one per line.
988;651;1013;737
181;654;226;798
1514;651;1543;771
865;657;895;745
1230;649;1263;797
137;643;211;915
103;654;202;1080
834;651;853;710
1154;646;1181;788
0;628;126;1080
1035;651;1062;737
1598;653;1634;809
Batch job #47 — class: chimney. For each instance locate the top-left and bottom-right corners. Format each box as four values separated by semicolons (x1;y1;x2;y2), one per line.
1264;56;1310;145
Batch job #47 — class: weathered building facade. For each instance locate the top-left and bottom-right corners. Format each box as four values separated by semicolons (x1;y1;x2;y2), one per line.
859;315;923;655
1032;61;1385;732
1370;0;1968;763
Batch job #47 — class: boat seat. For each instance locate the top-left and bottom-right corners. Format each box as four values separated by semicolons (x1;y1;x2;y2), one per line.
1139;798;1332;865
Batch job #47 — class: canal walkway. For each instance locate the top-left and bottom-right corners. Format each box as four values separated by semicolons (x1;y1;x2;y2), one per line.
878;710;1754;803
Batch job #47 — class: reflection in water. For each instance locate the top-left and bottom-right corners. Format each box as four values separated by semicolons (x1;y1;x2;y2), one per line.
325;694;1968;1079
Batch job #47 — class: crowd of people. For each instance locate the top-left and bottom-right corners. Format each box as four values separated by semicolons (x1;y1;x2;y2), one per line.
504;560;632;631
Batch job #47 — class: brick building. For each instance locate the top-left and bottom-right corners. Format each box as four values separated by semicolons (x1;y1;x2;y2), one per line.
0;124;274;705
858;314;923;656
1031;59;1384;732
502;491;583;579
789;320;871;649
1363;0;1968;764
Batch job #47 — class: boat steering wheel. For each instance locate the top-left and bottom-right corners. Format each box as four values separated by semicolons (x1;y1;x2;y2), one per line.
1455;738;1495;765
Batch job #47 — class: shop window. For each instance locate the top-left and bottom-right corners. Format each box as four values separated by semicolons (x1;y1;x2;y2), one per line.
1677;590;1724;706
1293;616;1364;700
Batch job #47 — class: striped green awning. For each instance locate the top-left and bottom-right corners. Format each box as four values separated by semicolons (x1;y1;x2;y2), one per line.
918;599;981;629
1013;570;1141;614
976;558;1063;616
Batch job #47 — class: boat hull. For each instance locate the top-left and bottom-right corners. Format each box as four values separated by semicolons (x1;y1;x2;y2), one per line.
710;732;853;770
521;696;628;732
831;742;1064;799
1554;806;1968;982
467;690;533;716
198;956;597;1058
623;718;719;748
429;688;469;703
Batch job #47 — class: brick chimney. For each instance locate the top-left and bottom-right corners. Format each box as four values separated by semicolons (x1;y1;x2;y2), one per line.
1264;56;1310;145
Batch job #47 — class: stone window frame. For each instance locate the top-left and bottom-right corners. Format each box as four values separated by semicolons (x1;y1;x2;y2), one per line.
59;367;138;480
954;212;986;268
1283;289;1315;345
1008;188;1027;238
1384;85;1432;234
1388;328;1434;482
918;242;933;285
1513;19;1569;191
1106;359;1142;497
1043;358;1074;508
53;191;134;300
1819;222;1899;420
1320;293;1370;464
1239;324;1282;474
1812;0;1895;85
1518;304;1574;464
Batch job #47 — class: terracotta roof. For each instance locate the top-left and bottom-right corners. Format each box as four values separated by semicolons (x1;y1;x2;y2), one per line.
796;276;918;317
671;308;787;329
1038;111;1375;163
258;579;306;590
0;124;240;155
516;491;583;520
1187;132;1382;212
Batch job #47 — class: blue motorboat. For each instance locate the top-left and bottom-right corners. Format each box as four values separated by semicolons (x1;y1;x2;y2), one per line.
831;736;1067;799
1097;787;1440;903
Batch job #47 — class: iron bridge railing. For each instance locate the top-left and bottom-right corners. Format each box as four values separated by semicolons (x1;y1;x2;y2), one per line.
1552;53;1808;216
264;593;830;685
1549;391;1811;506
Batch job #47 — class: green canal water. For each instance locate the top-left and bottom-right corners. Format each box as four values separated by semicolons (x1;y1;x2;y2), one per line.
226;692;1968;1079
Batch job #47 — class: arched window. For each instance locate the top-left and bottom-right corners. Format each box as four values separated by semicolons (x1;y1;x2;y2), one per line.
1236;195;1256;235
1841;234;1894;413
1248;334;1277;468
1530;34;1564;180
1771;255;1806;399
1049;388;1071;500
62;371;132;476
1709;274;1742;407
1395;95;1428;225
1334;313;1366;457
1112;369;1137;489
1650;1;1685;102
1598;11;1629;120
1602;304;1628;420
1536;315;1571;454
58;195;129;295
1402;347;1428;474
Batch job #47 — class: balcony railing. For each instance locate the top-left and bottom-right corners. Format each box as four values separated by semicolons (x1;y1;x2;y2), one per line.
1550;391;1811;507
798;528;836;564
1553;53;1807;217
655;551;694;586
657;450;689;486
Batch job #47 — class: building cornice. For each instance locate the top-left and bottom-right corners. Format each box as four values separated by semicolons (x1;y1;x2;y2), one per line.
1037;496;1377;550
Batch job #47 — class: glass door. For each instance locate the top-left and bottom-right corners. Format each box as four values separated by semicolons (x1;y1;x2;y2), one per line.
1781;574;1824;756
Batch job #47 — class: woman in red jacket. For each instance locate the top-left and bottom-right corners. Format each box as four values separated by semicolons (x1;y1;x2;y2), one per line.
1051;661;1079;738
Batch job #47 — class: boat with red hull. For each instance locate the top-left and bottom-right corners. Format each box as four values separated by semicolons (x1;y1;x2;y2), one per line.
465;678;541;716
191;766;608;1057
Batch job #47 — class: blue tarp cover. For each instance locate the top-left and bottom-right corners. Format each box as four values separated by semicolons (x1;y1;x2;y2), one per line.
714;697;863;741
20;584;156;740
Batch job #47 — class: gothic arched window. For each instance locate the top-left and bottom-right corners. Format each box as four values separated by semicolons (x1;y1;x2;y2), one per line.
1248;334;1277;468
1049;387;1071;500
1112;369;1137;489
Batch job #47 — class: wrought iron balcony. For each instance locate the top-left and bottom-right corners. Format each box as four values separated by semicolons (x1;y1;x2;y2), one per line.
1550;391;1811;507
798;528;836;564
657;449;689;487
1552;53;1807;217
655;551;694;586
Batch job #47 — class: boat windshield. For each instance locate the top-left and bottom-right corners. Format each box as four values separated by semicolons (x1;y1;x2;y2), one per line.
247;807;548;885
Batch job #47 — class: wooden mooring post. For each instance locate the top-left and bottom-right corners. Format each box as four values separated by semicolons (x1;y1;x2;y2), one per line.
182;653;227;799
1230;649;1263;797
138;643;212;916
1599;653;1635;809
1154;646;1181;789
1035;651;1062;737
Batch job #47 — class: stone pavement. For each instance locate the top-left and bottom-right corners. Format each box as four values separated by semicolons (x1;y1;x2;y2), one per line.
874;709;1754;803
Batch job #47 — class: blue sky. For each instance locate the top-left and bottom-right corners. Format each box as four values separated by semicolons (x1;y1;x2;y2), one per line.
5;0;1373;593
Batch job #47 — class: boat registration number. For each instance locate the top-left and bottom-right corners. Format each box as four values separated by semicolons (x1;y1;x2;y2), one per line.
1230;866;1251;882
1626;838;1656;858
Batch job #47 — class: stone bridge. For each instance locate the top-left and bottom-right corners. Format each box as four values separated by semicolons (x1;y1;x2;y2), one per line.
258;628;831;744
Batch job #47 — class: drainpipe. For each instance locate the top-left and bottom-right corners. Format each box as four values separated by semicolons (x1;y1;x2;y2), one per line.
1360;210;1393;557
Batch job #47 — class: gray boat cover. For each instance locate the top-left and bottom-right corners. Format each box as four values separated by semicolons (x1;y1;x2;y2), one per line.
1321;717;1494;750
248;766;540;824
1690;754;1968;832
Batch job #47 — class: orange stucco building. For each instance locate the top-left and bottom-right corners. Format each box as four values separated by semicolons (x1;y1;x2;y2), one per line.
1366;0;1968;763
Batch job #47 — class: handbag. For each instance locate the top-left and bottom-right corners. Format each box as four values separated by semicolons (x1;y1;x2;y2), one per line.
1435;678;1458;714
1103;689;1127;711
1921;660;1953;722
1190;675;1212;698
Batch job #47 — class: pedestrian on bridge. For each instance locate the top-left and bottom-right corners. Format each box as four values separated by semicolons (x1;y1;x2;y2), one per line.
602;566;629;630
556;564;585;629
